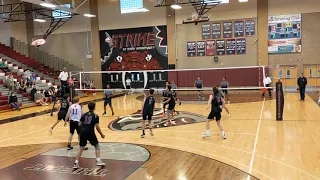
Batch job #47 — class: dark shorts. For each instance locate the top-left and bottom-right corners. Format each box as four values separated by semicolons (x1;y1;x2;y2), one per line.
168;102;176;110
222;90;228;95
70;120;80;134
126;85;131;89
79;133;98;147
57;111;67;120
142;111;153;120
104;99;112;106
207;111;222;121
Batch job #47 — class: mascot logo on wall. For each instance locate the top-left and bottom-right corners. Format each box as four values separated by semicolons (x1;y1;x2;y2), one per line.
100;26;168;68
109;108;206;131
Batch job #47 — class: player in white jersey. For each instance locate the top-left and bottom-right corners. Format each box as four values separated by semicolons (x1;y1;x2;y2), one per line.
65;96;83;150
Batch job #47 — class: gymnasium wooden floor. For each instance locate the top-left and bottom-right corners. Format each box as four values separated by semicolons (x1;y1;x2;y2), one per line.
0;92;319;180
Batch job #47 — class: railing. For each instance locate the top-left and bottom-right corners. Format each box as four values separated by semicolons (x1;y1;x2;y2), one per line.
10;37;82;74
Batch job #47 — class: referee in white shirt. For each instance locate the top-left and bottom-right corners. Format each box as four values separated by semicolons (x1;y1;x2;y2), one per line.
262;74;272;98
59;67;69;94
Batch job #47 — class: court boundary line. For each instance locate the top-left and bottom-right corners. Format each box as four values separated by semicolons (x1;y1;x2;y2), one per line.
248;97;265;175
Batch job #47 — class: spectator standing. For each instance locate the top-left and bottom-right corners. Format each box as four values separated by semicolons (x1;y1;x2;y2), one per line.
59;67;69;87
9;92;20;111
6;74;15;93
297;73;307;101
262;74;272;98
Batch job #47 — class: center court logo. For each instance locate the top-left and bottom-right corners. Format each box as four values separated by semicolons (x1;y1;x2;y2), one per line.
109;108;206;131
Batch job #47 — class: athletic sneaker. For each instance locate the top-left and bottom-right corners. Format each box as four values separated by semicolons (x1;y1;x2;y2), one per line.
203;131;210;137
150;130;154;136
49;128;53;134
112;112;114;116
102;112;107;116
222;132;227;139
141;134;145;138
179;102;182;105
228;114;231;118
96;160;106;166
73;163;79;169
67;145;73;150
227;101;230;104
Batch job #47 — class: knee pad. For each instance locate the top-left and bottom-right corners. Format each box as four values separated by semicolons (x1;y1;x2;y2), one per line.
94;144;100;150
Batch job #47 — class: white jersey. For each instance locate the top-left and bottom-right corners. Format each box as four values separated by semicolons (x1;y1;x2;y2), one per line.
69;103;82;121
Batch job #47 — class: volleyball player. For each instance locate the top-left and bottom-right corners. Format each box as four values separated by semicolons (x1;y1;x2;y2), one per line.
217;85;231;118
194;77;204;99
73;102;105;169
171;80;181;106
102;84;114;116
162;81;170;117
204;87;226;139
65;96;83;150
49;94;70;134
141;89;155;138
125;77;132;95
221;77;230;104
164;85;175;125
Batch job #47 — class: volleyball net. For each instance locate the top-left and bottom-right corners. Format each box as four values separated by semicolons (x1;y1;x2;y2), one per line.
69;65;284;102
73;65;272;91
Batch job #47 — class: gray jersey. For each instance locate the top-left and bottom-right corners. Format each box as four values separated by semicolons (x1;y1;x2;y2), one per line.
221;81;229;88
195;80;203;87
171;83;177;89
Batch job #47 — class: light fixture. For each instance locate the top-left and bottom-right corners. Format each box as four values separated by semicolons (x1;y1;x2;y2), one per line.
83;13;96;17
33;19;46;22
171;4;182;9
40;2;57;8
239;0;248;2
138;8;149;12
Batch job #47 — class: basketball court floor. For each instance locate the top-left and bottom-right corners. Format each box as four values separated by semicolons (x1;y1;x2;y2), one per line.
0;91;319;180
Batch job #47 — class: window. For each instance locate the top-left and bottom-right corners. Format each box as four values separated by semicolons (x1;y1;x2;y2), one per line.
52;4;71;18
120;0;146;14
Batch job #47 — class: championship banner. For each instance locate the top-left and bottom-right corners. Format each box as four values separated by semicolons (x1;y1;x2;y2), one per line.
211;23;222;39
236;38;246;54
245;19;255;36
196;41;206;56
216;40;226;55
99;25;168;88
268;14;301;54
223;22;233;38
226;39;236;55
206;40;215;56
187;42;197;57
202;23;211;40
234;20;244;37
276;82;284;120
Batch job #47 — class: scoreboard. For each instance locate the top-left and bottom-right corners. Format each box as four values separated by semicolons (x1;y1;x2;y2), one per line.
268;14;302;53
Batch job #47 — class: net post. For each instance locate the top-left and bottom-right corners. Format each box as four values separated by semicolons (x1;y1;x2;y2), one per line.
79;72;82;90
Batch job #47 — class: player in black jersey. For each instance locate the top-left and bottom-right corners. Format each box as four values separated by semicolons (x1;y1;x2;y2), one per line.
164;85;175;125
162;81;170;117
204;87;226;139
141;89;155;138
49;94;70;134
73;102;105;169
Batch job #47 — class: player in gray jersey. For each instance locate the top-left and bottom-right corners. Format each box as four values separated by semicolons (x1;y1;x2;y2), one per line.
217;85;231;118
194;77;204;99
220;78;230;104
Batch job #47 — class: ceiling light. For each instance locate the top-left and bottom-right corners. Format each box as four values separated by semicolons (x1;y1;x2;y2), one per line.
83;13;96;17
171;4;182;9
33;19;46;22
239;0;248;2
138;8;149;12
40;2;57;8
